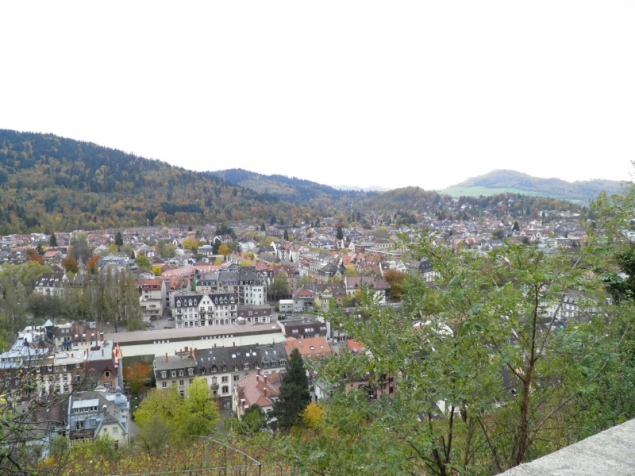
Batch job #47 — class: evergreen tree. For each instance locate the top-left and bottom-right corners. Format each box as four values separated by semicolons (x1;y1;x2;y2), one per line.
513;221;520;232
115;231;124;247
49;233;57;247
336;226;344;240
273;348;311;429
261;223;266;231
284;229;289;241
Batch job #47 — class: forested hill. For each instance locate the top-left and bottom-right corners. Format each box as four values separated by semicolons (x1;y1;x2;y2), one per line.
354;186;584;224
0;130;319;234
209;168;377;207
441;169;623;202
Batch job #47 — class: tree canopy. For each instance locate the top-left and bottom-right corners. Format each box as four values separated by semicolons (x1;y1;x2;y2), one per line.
273;348;311;429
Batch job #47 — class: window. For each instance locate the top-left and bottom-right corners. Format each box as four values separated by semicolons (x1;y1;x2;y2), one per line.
179;370;184;377
188;368;194;376
162;382;167;388
233;375;239;381
179;380;184;387
113;427;118;434
222;385;229;394
190;379;194;385
105;371;110;378
171;371;176;378
222;376;229;383
162;371;167;378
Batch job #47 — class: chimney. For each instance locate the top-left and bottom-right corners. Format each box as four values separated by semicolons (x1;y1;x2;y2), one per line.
101;349;104;357
233;342;235;347
189;349;193;359
257;368;260;376
214;343;217;348
185;346;188;352
165;353;168;363
179;349;182;358
100;332;104;341
194;348;198;355
264;375;267;385
263;387;268;397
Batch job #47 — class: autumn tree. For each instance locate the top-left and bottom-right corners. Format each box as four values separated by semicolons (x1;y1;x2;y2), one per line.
182;237;199;253
86;254;100;274
25;248;44;265
123;362;152;396
218;243;229;260
383;269;405;301
62;256;78;274
152;265;162;276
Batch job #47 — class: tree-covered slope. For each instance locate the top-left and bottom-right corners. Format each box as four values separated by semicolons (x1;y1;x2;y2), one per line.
0;130;317;234
441;169;623;202
209;168;376;207
354;186;584;223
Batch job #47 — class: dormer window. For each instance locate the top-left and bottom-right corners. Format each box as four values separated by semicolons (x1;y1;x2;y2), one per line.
162;371;167;378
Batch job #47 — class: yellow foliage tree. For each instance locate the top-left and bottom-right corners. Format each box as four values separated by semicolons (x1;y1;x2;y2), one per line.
218;244;229;259
182;237;199;253
152;265;162;276
301;402;324;429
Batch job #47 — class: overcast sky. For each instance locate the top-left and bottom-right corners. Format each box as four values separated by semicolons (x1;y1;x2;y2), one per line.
1;2;634;190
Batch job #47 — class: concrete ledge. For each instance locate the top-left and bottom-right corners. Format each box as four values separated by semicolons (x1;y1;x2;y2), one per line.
500;419;635;475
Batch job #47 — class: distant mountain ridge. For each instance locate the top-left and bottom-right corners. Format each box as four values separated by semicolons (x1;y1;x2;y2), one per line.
209;168;377;207
440;169;623;202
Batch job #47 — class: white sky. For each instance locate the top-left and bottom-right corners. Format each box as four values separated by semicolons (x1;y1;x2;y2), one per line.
1;2;634;190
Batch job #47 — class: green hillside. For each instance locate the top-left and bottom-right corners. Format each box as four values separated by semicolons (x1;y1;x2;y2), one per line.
209;168;376;208
440;170;622;202
0;130;318;234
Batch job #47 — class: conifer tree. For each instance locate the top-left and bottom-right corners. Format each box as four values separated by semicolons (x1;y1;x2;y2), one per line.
273;348;311;429
49;233;57;247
